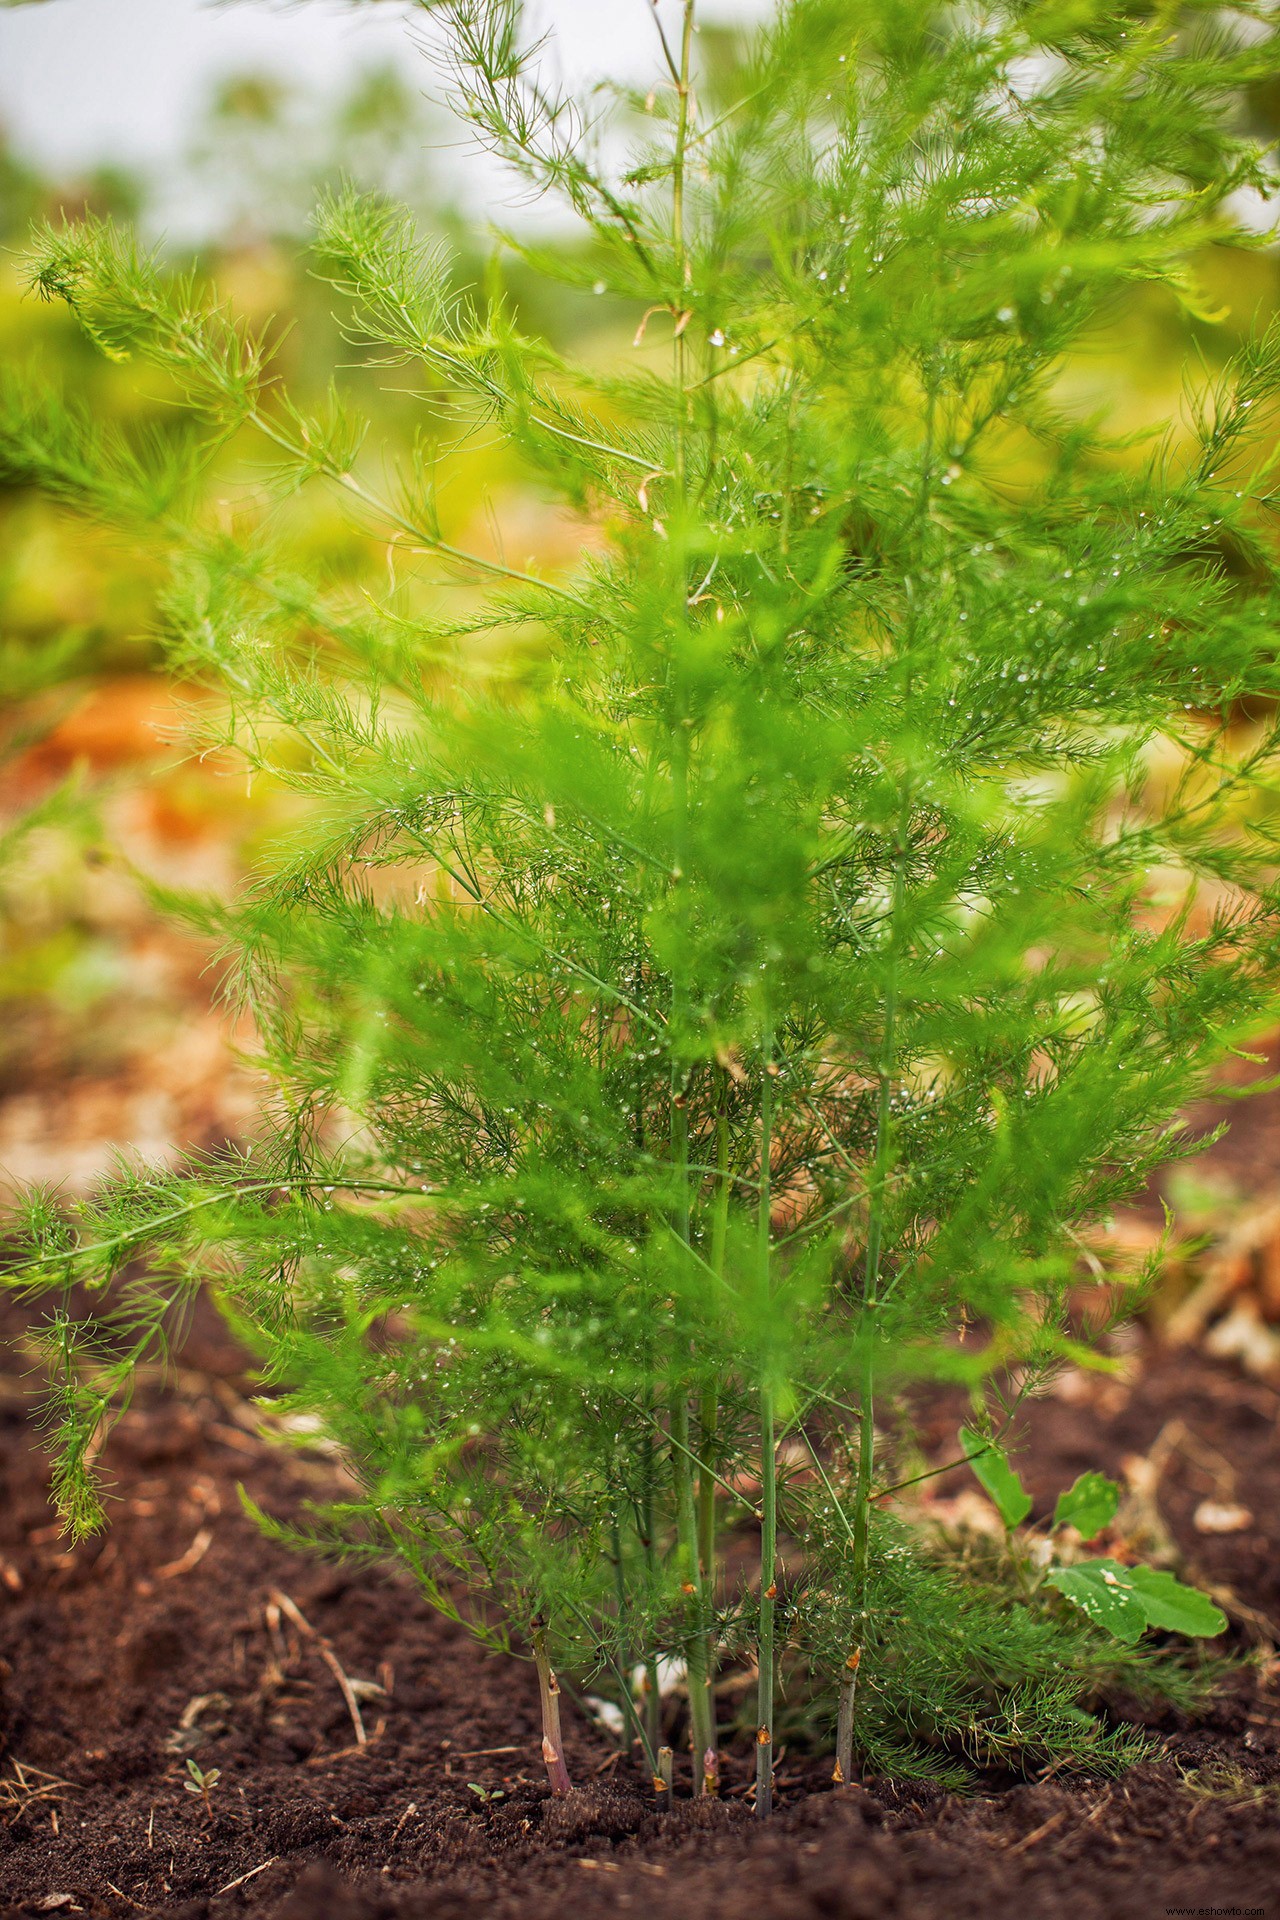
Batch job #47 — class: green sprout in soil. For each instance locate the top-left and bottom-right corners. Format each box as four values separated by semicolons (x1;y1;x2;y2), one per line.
467;1782;505;1808
4;0;1280;1810
183;1759;221;1823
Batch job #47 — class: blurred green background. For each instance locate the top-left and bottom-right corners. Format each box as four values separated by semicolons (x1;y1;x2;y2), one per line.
0;12;670;1196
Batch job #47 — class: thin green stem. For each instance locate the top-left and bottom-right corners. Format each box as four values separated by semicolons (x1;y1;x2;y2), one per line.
398;330;659;472
871;1424;1017;1503
660;1;711;1793
617;1390;763;1518
756;1378;777;1819
569;1580;656;1775
670;1392;715;1786
755;1045;776;1821
693;1097;729;1794
671;0;696;509
847;808;909;1782
248;408;589;608
639;1422;662;1759
664;699;714;1782
697;1103;730;1583
6;1176;448;1291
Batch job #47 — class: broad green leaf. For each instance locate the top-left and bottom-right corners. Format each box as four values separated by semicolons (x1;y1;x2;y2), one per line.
1053;1472;1119;1541
1046;1559;1227;1644
1044;1560;1147;1643
960;1427;1032;1529
1124;1566;1227;1639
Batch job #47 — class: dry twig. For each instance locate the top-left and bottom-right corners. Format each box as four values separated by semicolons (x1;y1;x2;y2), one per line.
215;1857;279;1896
156;1526;214;1580
268;1588;378;1747
0;1762;74;1827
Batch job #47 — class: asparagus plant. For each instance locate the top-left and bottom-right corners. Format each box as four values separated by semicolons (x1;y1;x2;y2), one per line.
4;0;1280;1806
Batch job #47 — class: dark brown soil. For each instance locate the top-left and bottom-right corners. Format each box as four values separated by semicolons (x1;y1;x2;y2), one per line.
1;1305;1277;1920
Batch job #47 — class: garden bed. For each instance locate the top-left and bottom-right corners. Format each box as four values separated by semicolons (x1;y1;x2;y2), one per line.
1;1309;1276;1919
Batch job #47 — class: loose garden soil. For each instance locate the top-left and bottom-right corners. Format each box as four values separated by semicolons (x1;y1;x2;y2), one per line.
1;1296;1277;1920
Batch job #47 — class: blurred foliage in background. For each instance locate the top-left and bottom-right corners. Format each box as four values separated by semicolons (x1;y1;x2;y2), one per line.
0;48;647;1195
0;63;455;1189
4;18;1280;1320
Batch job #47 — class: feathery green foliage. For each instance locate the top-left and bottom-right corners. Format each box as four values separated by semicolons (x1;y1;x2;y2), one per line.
798;1511;1218;1786
4;0;1280;1801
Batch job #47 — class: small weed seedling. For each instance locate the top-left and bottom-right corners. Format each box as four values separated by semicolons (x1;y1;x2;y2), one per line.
6;0;1280;1806
183;1760;221;1824
466;1782;505;1808
961;1441;1227;1642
